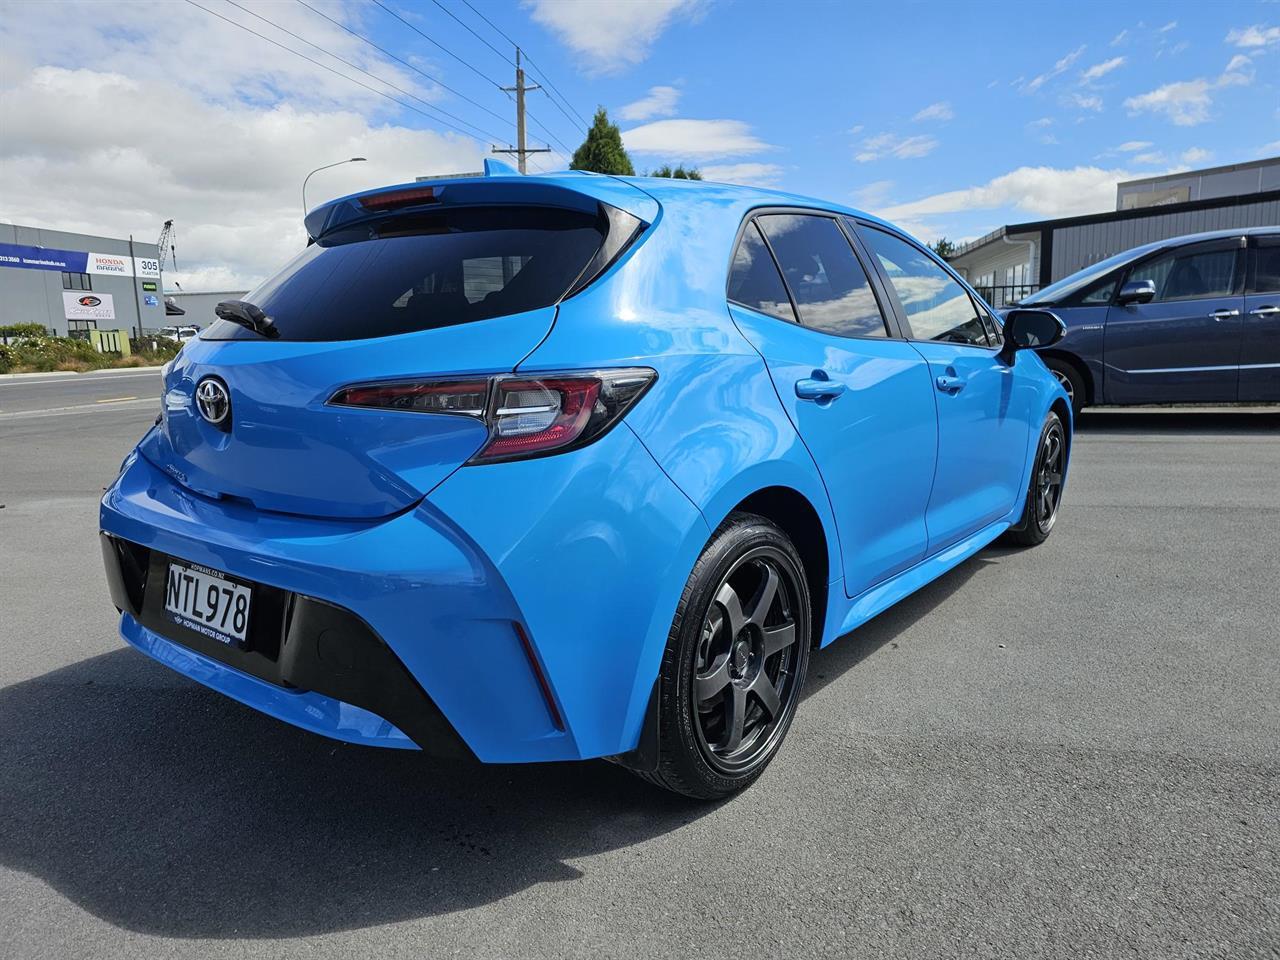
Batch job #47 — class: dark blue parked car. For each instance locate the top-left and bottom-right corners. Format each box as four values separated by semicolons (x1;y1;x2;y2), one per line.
1017;228;1280;413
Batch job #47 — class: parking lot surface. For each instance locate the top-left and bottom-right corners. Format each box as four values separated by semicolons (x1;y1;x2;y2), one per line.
1;372;1276;959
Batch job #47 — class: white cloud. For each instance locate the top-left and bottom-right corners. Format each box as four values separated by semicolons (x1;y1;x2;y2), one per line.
1258;140;1280;157
1133;151;1166;164
1180;147;1213;165
855;133;938;162
1116;140;1153;152
913;101;954;122
851;180;896;209
1063;92;1104;111
617;85;681;122
0;3;490;290
1159;20;1178;32
1110;29;1128;46
1023;44;1086;93
622;119;772;157
1124;56;1255;126
1226;24;1280;48
524;0;701;72
874;165;1131;224
1028;117;1054;128
1081;56;1126;83
700;163;784;187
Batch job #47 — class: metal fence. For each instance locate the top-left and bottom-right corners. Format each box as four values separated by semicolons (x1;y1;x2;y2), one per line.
974;284;1040;308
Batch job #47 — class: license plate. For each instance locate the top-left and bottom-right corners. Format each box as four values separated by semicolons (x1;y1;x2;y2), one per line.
163;560;253;647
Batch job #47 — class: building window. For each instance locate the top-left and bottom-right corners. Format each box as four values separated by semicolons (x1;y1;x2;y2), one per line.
62;271;92;291
67;319;97;340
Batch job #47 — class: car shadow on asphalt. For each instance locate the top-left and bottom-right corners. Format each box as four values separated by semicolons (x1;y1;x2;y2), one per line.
1076;409;1280;434
0;649;712;939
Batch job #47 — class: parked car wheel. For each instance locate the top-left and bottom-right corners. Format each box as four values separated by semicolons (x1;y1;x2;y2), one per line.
1044;357;1085;416
639;513;811;799
1004;411;1067;547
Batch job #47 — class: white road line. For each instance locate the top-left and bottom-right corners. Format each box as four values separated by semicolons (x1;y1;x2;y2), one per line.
0;398;156;420
0;370;163;387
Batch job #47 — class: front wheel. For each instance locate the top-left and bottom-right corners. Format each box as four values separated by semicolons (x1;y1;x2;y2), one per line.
638;513;811;799
1004;411;1067;547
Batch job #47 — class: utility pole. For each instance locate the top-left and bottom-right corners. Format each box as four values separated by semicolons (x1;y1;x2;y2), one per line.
492;49;550;174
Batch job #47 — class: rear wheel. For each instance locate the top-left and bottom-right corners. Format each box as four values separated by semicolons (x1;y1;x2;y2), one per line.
1044;357;1085;417
1004;411;1066;547
638;513;811;799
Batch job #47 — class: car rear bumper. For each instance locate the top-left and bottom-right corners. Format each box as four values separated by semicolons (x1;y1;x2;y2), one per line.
99;425;709;763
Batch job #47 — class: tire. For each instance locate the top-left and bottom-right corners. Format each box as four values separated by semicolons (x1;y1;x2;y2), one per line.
637;512;812;800
1004;411;1067;547
1044;357;1085;417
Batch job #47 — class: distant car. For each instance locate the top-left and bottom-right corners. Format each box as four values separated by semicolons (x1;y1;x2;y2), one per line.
160;325;200;343
100;171;1070;799
1015;228;1280;413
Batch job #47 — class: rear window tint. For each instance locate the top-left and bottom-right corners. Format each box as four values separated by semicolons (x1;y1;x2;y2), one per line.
204;206;605;342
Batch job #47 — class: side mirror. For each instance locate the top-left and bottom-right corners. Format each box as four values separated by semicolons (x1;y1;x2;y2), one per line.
1116;279;1156;306
1000;308;1065;364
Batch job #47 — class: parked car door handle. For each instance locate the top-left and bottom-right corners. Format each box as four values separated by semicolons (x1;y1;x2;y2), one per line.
935;374;966;393
1209;309;1240;321
795;374;846;402
1248;305;1279;317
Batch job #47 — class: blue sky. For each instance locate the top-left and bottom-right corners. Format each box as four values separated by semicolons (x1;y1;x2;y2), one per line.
2;0;1277;288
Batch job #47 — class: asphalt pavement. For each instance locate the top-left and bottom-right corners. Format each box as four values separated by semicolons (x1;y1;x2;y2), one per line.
1;371;1276;959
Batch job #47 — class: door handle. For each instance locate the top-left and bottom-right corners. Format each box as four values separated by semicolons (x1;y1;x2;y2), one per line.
1208;309;1240;321
1249;305;1279;317
935;374;966;393
795;374;846;402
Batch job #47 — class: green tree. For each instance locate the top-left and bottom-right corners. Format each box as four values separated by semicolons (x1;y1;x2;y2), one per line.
930;237;957;259
648;163;703;180
569;107;635;176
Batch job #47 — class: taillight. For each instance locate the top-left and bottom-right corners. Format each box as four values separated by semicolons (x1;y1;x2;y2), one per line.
326;368;656;463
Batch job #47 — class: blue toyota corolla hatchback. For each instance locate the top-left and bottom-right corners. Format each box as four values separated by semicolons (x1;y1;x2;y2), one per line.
100;165;1071;798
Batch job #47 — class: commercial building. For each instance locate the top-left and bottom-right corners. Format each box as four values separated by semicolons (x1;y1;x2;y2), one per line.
948;157;1280;306
0;223;165;336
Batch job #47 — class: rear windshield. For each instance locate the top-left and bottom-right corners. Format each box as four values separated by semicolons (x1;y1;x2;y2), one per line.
203;206;606;341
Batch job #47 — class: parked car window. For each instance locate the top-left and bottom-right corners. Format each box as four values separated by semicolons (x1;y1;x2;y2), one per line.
727;222;796;322
755;214;887;338
857;226;990;346
1252;236;1280;294
1126;243;1239;302
1080;279;1118;305
203;206;608;342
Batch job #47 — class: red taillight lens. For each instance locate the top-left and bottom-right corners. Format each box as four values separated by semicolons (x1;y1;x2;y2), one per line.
329;379;488;416
358;186;438;211
327;368;655;463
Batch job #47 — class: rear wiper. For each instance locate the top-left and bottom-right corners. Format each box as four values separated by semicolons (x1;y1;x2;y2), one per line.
215;299;279;339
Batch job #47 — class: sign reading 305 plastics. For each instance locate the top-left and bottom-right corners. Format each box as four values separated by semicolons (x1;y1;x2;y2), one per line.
0;242;160;279
62;291;116;321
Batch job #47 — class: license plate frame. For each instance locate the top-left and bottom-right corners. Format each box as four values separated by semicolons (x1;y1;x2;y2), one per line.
162;559;254;649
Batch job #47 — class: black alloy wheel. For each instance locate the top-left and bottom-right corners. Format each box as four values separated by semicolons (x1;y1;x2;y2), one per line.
638;513;811;799
1005;410;1067;547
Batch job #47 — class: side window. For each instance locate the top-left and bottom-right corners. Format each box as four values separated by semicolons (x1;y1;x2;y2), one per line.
858;226;991;346
1079;278;1119;305
755;214;888;338
1251;237;1280;294
1127;242;1239;302
727;223;796;322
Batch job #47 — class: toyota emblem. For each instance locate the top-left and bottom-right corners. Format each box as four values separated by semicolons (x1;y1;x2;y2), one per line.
195;378;231;427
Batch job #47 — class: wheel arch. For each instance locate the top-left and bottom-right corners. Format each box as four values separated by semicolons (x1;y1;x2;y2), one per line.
725;485;831;649
1038;348;1094;405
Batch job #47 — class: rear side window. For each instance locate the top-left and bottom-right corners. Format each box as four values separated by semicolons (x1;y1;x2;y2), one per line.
755;214;887;338
1127;241;1239;302
205;206;606;341
1250;236;1280;294
727;223;796;322
858;226;991;347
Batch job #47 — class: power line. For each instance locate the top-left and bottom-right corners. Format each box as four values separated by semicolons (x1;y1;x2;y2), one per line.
222;0;506;142
458;0;588;130
182;0;496;142
429;0;514;67
294;0;515;133
370;0;508;92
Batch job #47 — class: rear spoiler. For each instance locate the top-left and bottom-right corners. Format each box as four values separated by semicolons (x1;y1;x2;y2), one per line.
304;165;659;242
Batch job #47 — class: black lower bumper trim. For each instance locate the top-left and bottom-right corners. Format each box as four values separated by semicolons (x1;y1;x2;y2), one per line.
101;533;475;760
